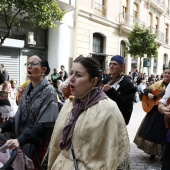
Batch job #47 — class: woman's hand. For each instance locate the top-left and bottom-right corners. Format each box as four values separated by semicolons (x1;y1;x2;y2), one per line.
148;93;154;99
162;105;170;118
158;103;170;117
5;139;19;150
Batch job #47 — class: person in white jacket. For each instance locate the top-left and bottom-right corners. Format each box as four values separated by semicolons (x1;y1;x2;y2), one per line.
138;79;147;100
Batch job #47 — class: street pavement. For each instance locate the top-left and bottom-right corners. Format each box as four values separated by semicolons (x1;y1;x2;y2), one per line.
127;101;162;170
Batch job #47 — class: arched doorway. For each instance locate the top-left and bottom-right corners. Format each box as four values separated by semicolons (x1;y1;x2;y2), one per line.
92;33;105;69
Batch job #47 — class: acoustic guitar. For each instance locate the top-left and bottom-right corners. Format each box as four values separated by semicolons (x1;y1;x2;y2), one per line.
142;89;165;112
142;91;170;129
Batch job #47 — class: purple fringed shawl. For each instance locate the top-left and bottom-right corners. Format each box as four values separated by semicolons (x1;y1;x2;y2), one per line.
60;87;107;150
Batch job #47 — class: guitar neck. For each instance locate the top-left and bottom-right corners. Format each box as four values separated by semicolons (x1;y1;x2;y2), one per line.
155;91;165;99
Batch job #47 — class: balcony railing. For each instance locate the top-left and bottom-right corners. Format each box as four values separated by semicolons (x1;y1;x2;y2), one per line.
94;2;107;17
119;13;145;28
149;26;164;42
148;0;166;13
166;8;169;15
153;0;165;8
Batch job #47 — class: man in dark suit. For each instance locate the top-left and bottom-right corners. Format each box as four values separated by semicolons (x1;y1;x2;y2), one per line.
60;65;68;80
103;55;136;125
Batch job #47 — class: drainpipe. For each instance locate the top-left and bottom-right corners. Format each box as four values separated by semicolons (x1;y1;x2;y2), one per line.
73;0;78;61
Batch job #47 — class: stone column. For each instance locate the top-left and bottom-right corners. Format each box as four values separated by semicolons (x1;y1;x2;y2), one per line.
149;57;154;76
125;54;132;74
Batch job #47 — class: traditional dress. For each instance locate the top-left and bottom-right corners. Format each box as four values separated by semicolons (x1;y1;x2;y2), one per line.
0;79;59;169
134;80;168;157
48;87;130;170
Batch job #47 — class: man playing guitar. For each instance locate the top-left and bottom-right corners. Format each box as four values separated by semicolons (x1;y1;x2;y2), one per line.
102;55;136;125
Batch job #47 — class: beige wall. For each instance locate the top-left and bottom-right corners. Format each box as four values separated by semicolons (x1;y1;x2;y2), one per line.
76;16;119;56
74;0;170;75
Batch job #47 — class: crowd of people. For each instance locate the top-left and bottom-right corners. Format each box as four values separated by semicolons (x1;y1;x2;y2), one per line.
127;69;164;104
0;54;169;170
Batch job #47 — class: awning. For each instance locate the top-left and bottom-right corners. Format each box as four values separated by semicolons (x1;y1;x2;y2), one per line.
89;52;113;56
2;38;25;48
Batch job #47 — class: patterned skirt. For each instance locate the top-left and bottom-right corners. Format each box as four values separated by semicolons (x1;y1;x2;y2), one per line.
134;106;168;157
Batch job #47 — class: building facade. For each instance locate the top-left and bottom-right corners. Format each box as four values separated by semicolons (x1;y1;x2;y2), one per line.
74;0;170;77
1;0;170;84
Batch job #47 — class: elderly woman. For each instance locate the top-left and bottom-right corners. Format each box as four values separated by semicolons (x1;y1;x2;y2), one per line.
48;55;130;170
0;55;59;169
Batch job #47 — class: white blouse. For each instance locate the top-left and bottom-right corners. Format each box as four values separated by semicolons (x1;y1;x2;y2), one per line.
159;83;170;105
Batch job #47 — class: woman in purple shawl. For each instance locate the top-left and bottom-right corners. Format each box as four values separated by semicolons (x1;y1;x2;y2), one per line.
48;55;130;170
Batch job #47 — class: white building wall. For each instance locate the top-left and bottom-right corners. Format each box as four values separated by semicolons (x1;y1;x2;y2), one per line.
48;11;74;77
